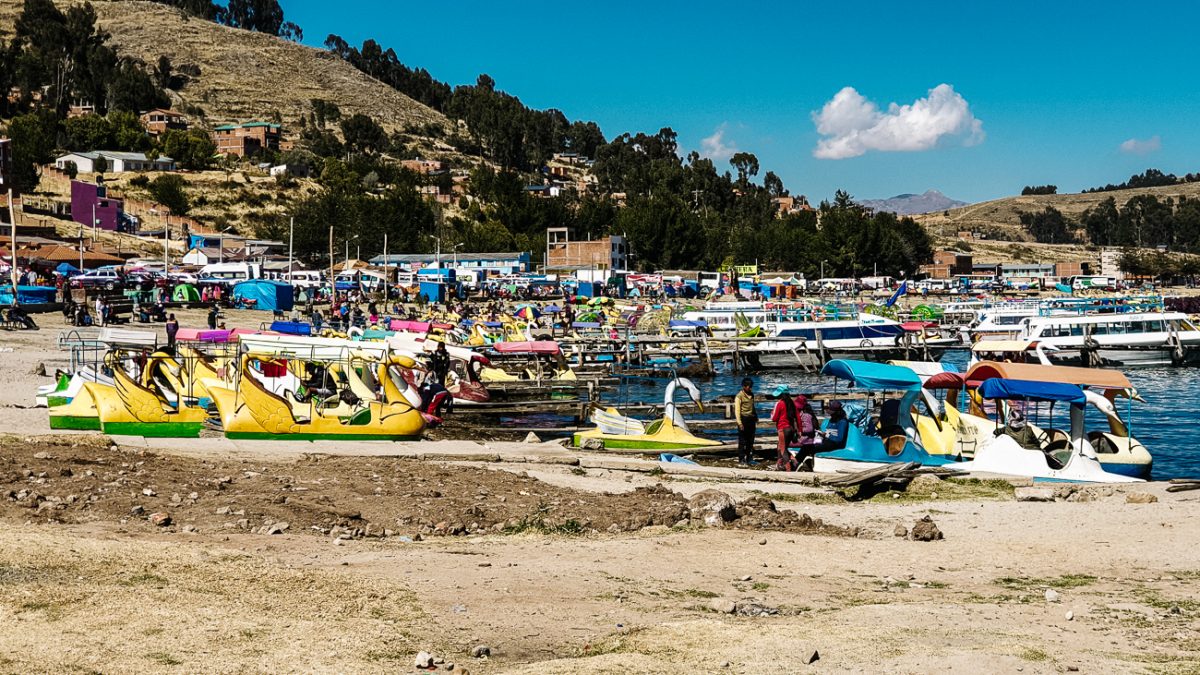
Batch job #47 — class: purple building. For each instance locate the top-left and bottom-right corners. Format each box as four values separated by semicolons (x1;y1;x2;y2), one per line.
71;180;123;232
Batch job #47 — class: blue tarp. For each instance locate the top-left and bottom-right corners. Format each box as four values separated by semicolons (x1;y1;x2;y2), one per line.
0;285;57;305
977;378;1086;404
55;262;80;275
669;320;708;328
269;321;311;336
232;280;294;312
821;359;922;391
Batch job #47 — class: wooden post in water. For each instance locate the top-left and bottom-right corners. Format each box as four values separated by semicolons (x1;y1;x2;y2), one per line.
815;328;829;366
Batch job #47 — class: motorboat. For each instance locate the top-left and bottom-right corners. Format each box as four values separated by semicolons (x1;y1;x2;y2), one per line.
1018;311;1200;367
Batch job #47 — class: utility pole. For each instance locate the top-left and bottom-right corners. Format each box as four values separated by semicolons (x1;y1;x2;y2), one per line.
287;216;294;284
7;189;16;300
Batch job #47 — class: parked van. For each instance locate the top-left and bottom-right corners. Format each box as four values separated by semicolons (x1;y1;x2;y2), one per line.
284;270;325;289
335;269;387;291
199;262;261;285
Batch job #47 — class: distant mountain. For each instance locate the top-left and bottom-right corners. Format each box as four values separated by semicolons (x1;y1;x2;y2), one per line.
859;190;968;215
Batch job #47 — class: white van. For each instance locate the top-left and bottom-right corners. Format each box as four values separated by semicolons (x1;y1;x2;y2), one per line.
335;269;387;291
284;270;325;289
199;262;261;285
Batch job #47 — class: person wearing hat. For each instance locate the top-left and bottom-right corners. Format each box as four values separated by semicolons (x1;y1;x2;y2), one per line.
997;407;1038;449
814;400;850;454
769;385;799;471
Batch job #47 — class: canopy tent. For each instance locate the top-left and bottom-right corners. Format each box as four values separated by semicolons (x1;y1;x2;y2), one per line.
977;378;1087;405
55;262;80;275
232;280;294;312
966;361;1133;393
821;359;921;391
172;284;200;302
0;285;56;305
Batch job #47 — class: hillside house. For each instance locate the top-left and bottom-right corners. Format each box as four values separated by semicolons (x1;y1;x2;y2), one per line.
212;122;282;156
70;181;124;232
55;151;177;174
140;109;188;136
400;159;445;174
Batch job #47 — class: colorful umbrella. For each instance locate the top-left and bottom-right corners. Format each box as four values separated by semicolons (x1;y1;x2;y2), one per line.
514;306;541;320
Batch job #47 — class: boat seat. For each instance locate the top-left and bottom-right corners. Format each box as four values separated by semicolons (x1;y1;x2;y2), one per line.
883;435;907;456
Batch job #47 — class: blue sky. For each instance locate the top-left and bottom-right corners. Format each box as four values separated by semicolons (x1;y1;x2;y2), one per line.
283;1;1199;203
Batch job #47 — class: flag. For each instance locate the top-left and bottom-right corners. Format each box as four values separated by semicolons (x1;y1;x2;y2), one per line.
885;281;908;307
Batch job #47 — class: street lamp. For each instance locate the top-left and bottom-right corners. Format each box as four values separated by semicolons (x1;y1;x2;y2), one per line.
218;226;233;264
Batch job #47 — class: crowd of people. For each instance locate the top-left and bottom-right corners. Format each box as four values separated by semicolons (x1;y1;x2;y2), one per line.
734;378;850;471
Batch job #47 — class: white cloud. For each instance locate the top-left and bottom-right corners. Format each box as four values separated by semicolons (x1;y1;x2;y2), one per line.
1119;135;1161;155
812;84;984;159
700;124;737;161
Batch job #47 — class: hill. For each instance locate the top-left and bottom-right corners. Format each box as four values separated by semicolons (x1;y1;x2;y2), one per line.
859;189;966;215
915;181;1200;241
0;0;450;134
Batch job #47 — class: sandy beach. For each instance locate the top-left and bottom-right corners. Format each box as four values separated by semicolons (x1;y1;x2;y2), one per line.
0;312;1197;673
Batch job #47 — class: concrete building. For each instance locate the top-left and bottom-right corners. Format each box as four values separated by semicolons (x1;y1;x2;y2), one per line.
70;181;124;232
1000;263;1055;282
1100;248;1125;280
212;122;282;156
55;151;176;174
545;228;628;271
140;109;188;136
370;252;531;276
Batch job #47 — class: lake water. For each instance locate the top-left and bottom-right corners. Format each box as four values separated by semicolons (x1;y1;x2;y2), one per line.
601;349;1200;480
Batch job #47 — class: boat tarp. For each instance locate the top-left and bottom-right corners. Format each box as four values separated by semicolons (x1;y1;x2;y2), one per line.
0;285;56;305
889;360;959;377
669;320;708;328
925;372;967;390
821;359;921;391
269;321;311;336
389;319;431;333
967;360;1132;391
232;280;293;312
977;378;1086;404
970;339;1037;353
175;328;231;343
492;341;561;355
99;327;158;347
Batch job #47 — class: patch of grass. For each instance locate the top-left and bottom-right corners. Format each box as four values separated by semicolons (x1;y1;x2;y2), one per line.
924;581;950;589
1137;589;1200;613
752;582;770;591
502;504;586;536
995;574;1097;590
18;599;67;621
363;649;407;662
660;587;718;599
121;572;168;587
763;491;846;505
1019;647;1049;662
146;652;182;666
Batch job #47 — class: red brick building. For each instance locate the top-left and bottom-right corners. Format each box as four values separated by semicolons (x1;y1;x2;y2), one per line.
212;122;283;157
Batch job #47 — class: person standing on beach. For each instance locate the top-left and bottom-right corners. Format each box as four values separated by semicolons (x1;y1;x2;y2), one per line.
165;313;179;348
734;378;757;465
769;385;799;471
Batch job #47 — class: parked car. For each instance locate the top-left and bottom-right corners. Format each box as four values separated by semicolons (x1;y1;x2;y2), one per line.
71;268;123;290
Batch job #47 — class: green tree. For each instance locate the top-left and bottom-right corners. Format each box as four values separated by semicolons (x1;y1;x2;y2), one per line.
159;129;217;169
5;110;58;193
146;173;190;214
64;114;114;150
729;152;759;186
109;110;150;151
339;113;387;154
1019;206;1075;244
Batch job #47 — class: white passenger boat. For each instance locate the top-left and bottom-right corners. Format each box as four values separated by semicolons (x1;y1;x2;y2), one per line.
1018;311;1200;367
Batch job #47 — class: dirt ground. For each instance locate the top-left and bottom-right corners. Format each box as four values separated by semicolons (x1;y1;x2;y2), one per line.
2;312;1200;673
0;432;1198;674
